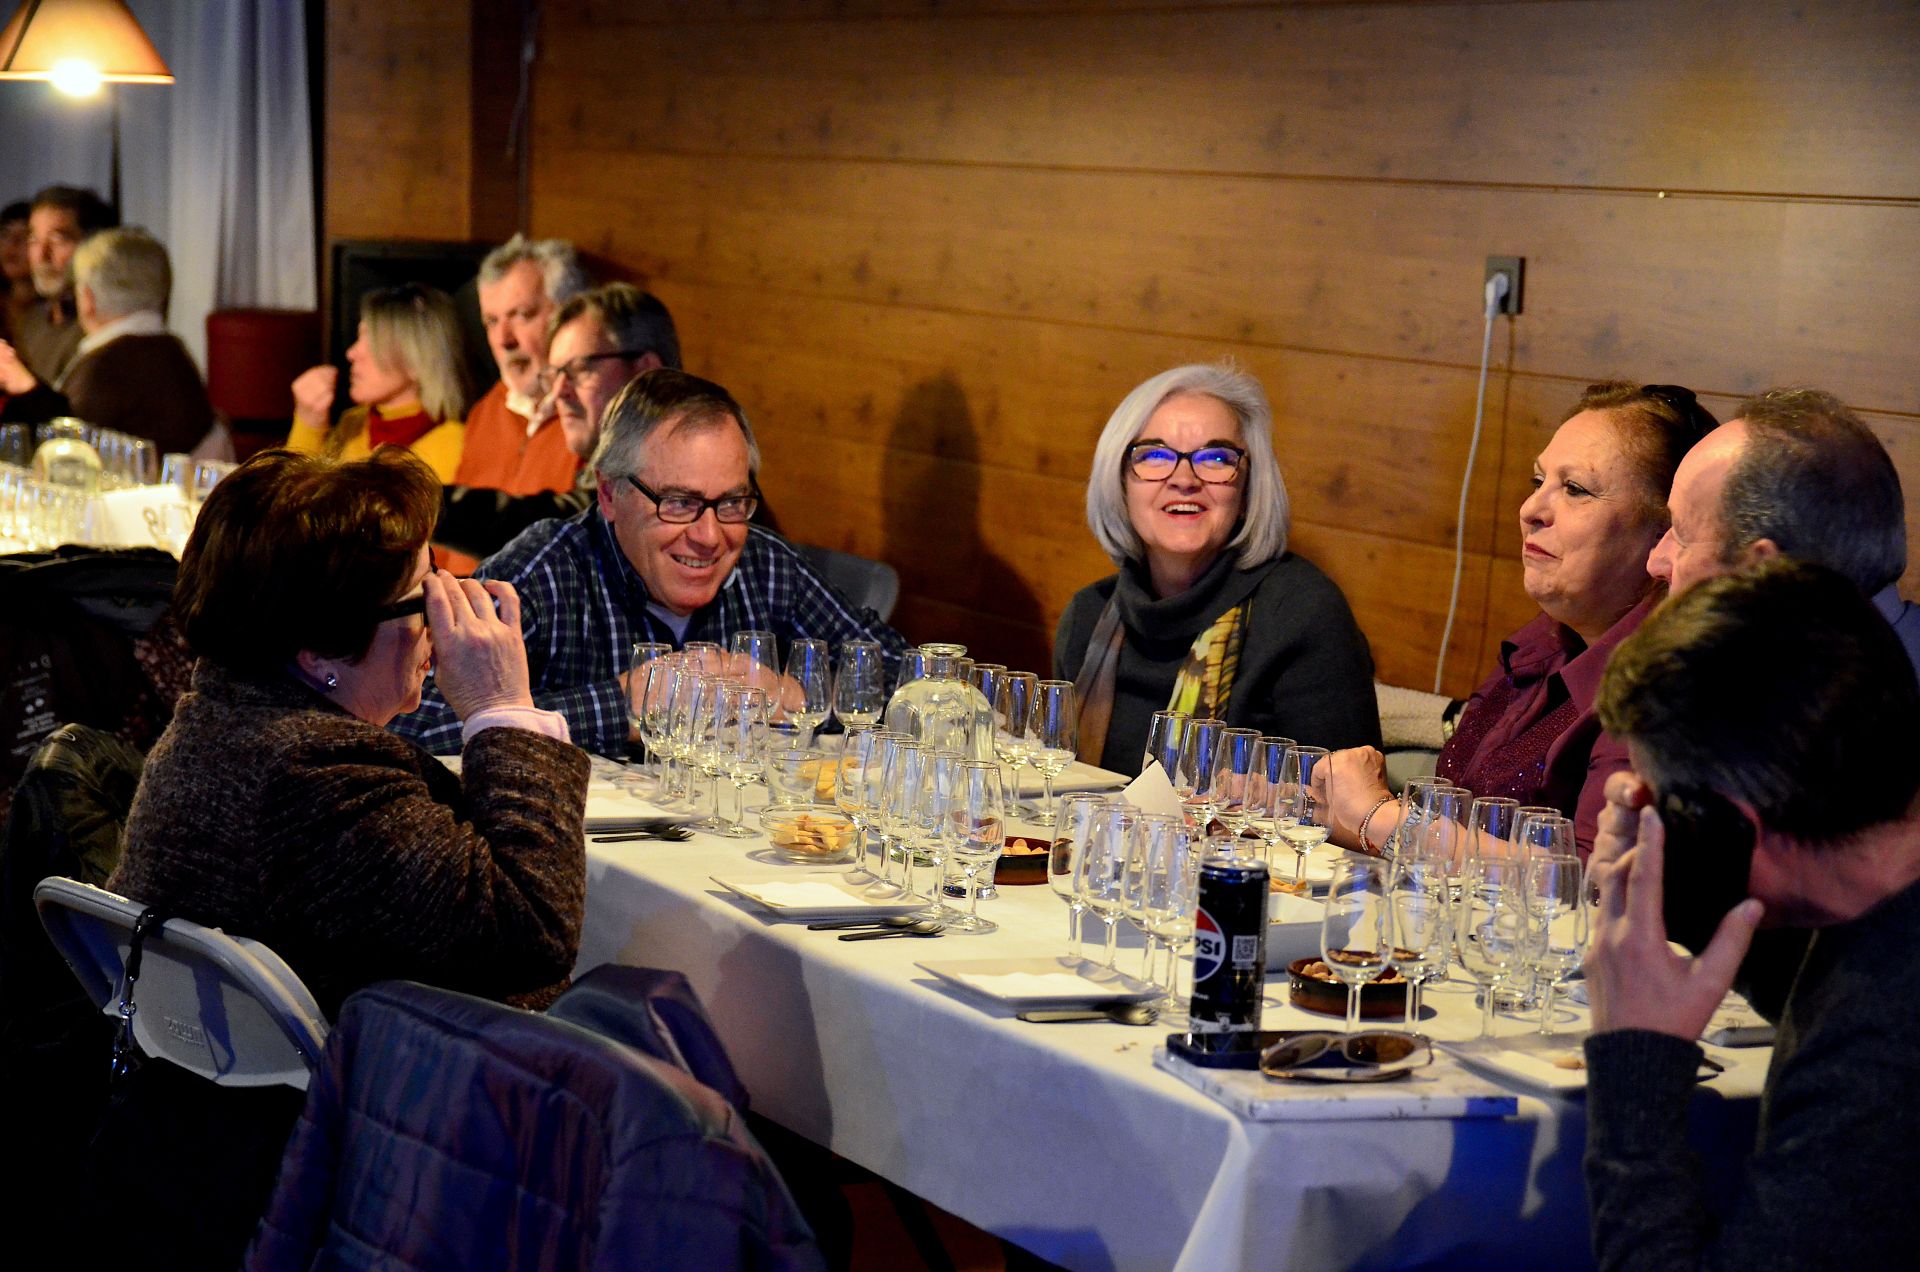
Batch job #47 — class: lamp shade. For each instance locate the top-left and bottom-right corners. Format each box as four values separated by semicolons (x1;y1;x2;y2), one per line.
0;0;172;84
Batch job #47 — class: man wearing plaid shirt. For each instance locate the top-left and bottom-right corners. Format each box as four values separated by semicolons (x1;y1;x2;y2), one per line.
394;369;907;756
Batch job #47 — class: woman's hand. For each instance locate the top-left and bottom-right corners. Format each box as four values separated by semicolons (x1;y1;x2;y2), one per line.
291;364;338;428
424;571;536;720
0;340;38;396
1315;746;1394;850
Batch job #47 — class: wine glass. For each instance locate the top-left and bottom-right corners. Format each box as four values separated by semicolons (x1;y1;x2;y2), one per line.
1078;802;1133;968
1142;818;1203;1020
872;735;923;897
727;630;779;693
1279;745;1332;888
993;671;1037;807
835;725;881;880
1321;859;1389;1034
1050;794;1107;962
1469;796;1520;856
1206;727;1262;842
1247;735;1295;865
1172;717;1225;832
658;661;702;806
908;749;964;924
1517;811;1574;860
1026;679;1078;827
717;686;768;837
1387;856;1450;1023
946;760;1007;934
832;641;887;731
893;647;930;696
1143;710;1188;778
1121;813;1168;982
682;640;724;675
627;641;672;785
1455;855;1531;1039
781;638;832;742
1526;853;1588;1036
685;675;736;832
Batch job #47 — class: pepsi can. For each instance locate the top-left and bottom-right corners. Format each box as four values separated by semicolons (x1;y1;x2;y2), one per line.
1187;851;1270;1053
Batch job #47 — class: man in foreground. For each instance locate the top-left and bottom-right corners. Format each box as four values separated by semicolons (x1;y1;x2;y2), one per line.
1648;385;1917;673
435;282;675;559
1583;558;1920;1269
398;367;905;755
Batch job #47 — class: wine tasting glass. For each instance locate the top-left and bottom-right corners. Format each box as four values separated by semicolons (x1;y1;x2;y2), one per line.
835;725;882;880
1469;796;1520;856
1142;818;1203;1018
717;686;768;837
782;638;832;741
1526;853;1588;1036
947;760;1007;934
659;661;704;806
1143;710;1188;778
832;640;887;730
682;640;724;675
873;735;924;897
627;641;672;783
993;671;1037;806
1455;856;1531;1039
1321;859;1390;1034
1079;803;1133;968
686;675;737;832
1121;813;1172;983
1246;735;1295;865
1388;856;1451;1023
1517;811;1574;860
1206;727;1262;841
1050;794;1106;962
1027;679;1079;826
727;630;779;693
1279;745;1332;887
1172;717;1225;832
908;749;964;921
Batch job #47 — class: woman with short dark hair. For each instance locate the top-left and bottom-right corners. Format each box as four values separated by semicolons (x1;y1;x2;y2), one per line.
110;447;587;1016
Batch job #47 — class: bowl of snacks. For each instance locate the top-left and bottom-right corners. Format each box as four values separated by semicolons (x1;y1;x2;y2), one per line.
1286;956;1409;1020
994;836;1053;885
762;808;861;864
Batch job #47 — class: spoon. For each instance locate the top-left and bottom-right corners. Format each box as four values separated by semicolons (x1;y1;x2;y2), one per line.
1016;1003;1160;1026
839;921;945;940
807;916;924;931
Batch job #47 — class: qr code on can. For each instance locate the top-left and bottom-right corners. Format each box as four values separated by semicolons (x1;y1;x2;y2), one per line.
1231;934;1259;965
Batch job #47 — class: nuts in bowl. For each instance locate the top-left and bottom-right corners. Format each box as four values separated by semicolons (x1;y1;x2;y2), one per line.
763;808;860;863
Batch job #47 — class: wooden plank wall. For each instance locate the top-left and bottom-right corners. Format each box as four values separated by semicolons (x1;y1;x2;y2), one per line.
329;0;1920;696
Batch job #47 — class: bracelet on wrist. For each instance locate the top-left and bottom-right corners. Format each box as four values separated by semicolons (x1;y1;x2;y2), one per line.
1357;794;1396;856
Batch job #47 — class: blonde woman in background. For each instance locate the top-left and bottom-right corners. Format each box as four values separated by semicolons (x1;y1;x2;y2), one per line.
288;283;469;481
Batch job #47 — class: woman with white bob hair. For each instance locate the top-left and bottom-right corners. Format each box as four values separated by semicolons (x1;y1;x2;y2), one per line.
1053;362;1380;775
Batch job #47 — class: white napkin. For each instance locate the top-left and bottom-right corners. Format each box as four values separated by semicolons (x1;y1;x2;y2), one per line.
1120;760;1184;817
964;971;1110;997
739;882;867;908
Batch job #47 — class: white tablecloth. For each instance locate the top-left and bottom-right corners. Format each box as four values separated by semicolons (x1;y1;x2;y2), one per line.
573;762;1767;1271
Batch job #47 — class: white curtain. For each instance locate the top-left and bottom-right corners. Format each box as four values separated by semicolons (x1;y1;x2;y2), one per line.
0;0;316;369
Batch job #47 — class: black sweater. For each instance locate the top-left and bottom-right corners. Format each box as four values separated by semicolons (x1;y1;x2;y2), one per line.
1052;550;1381;775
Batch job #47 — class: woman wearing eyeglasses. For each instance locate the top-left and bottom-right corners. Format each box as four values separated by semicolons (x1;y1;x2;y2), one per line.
1055;363;1381;775
1321;382;1718;859
109;447;587;1018
286;283;470;483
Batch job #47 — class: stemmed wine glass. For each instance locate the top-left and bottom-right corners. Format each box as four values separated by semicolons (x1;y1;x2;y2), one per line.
1279;745;1331;888
682;640;724;675
835;725;882;880
728;630;779;696
782;638;832;743
1321;859;1390;1034
946;760;1007;934
1469;796;1520;858
1121;813;1175;983
1246;735;1295;865
1206;727;1262;843
1142;818;1203;1021
659;663;704;807
1027;679;1079;827
1455;855;1531;1039
832;641;887;731
871;735;923;898
1143;710;1188;778
685;675;738;833
628;644;673;793
1387;855;1451;1023
716;686;768;837
1526;853;1589;1036
1078;803;1133;968
1172;717;1225;832
1050;794;1106;963
993;671;1037;810
908;749;964;921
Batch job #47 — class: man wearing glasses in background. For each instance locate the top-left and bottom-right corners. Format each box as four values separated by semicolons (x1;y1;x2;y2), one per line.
434;281;680;559
1581;557;1920;1269
396;367;907;756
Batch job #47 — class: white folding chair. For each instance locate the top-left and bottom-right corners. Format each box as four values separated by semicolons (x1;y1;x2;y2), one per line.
33;876;328;1090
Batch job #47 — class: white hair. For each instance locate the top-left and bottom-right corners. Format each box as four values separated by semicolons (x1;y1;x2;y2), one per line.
73;226;169;319
479;232;588;306
1084;362;1291;569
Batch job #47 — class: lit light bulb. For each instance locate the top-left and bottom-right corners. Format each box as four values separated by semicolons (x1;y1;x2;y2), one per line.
50;60;104;98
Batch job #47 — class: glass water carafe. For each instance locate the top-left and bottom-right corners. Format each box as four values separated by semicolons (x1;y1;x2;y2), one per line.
883;642;995;760
32;418;104;493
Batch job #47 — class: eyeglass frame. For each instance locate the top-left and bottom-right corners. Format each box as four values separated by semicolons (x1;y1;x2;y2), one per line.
1257;1029;1432;1080
372;594;427;623
1124;442;1248;484
624;474;762;524
533;349;652;396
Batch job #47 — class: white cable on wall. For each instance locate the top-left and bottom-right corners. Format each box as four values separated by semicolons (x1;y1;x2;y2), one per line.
1433;274;1509;695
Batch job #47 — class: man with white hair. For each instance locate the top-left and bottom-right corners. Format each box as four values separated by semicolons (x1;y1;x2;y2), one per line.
453;233;589;499
0;226;210;453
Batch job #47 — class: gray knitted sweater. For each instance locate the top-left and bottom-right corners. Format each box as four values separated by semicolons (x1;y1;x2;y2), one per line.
110;661;590;1016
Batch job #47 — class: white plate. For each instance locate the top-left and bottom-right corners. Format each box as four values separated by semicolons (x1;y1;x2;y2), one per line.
915;957;1158;1007
1441;1040;1595;1092
710;874;923;920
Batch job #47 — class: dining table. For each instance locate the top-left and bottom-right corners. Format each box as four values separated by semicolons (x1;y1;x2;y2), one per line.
571;756;1770;1272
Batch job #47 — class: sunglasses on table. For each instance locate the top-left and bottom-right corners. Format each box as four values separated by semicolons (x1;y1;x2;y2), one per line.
1258;1030;1432;1081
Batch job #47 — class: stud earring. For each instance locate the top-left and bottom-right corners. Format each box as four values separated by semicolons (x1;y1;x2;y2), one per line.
323;672;338;691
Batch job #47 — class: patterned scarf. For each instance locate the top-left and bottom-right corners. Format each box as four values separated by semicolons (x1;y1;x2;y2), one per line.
1073;595;1251;767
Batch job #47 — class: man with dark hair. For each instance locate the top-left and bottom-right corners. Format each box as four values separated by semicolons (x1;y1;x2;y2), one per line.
1;200;32;341
1583;558;1920;1270
10;185;116;383
1648;385;1918;674
434;282;678;559
396;367;905;756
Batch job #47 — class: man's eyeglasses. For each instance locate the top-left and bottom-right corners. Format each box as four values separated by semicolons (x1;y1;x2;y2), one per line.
625;475;760;524
1126;442;1246;484
533;349;650;397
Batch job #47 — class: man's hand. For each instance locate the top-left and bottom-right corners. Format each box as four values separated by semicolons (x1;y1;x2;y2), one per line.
1585;800;1764;1040
0;339;38;396
1590;770;1655;873
291;364;338;428
424;571;536;720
